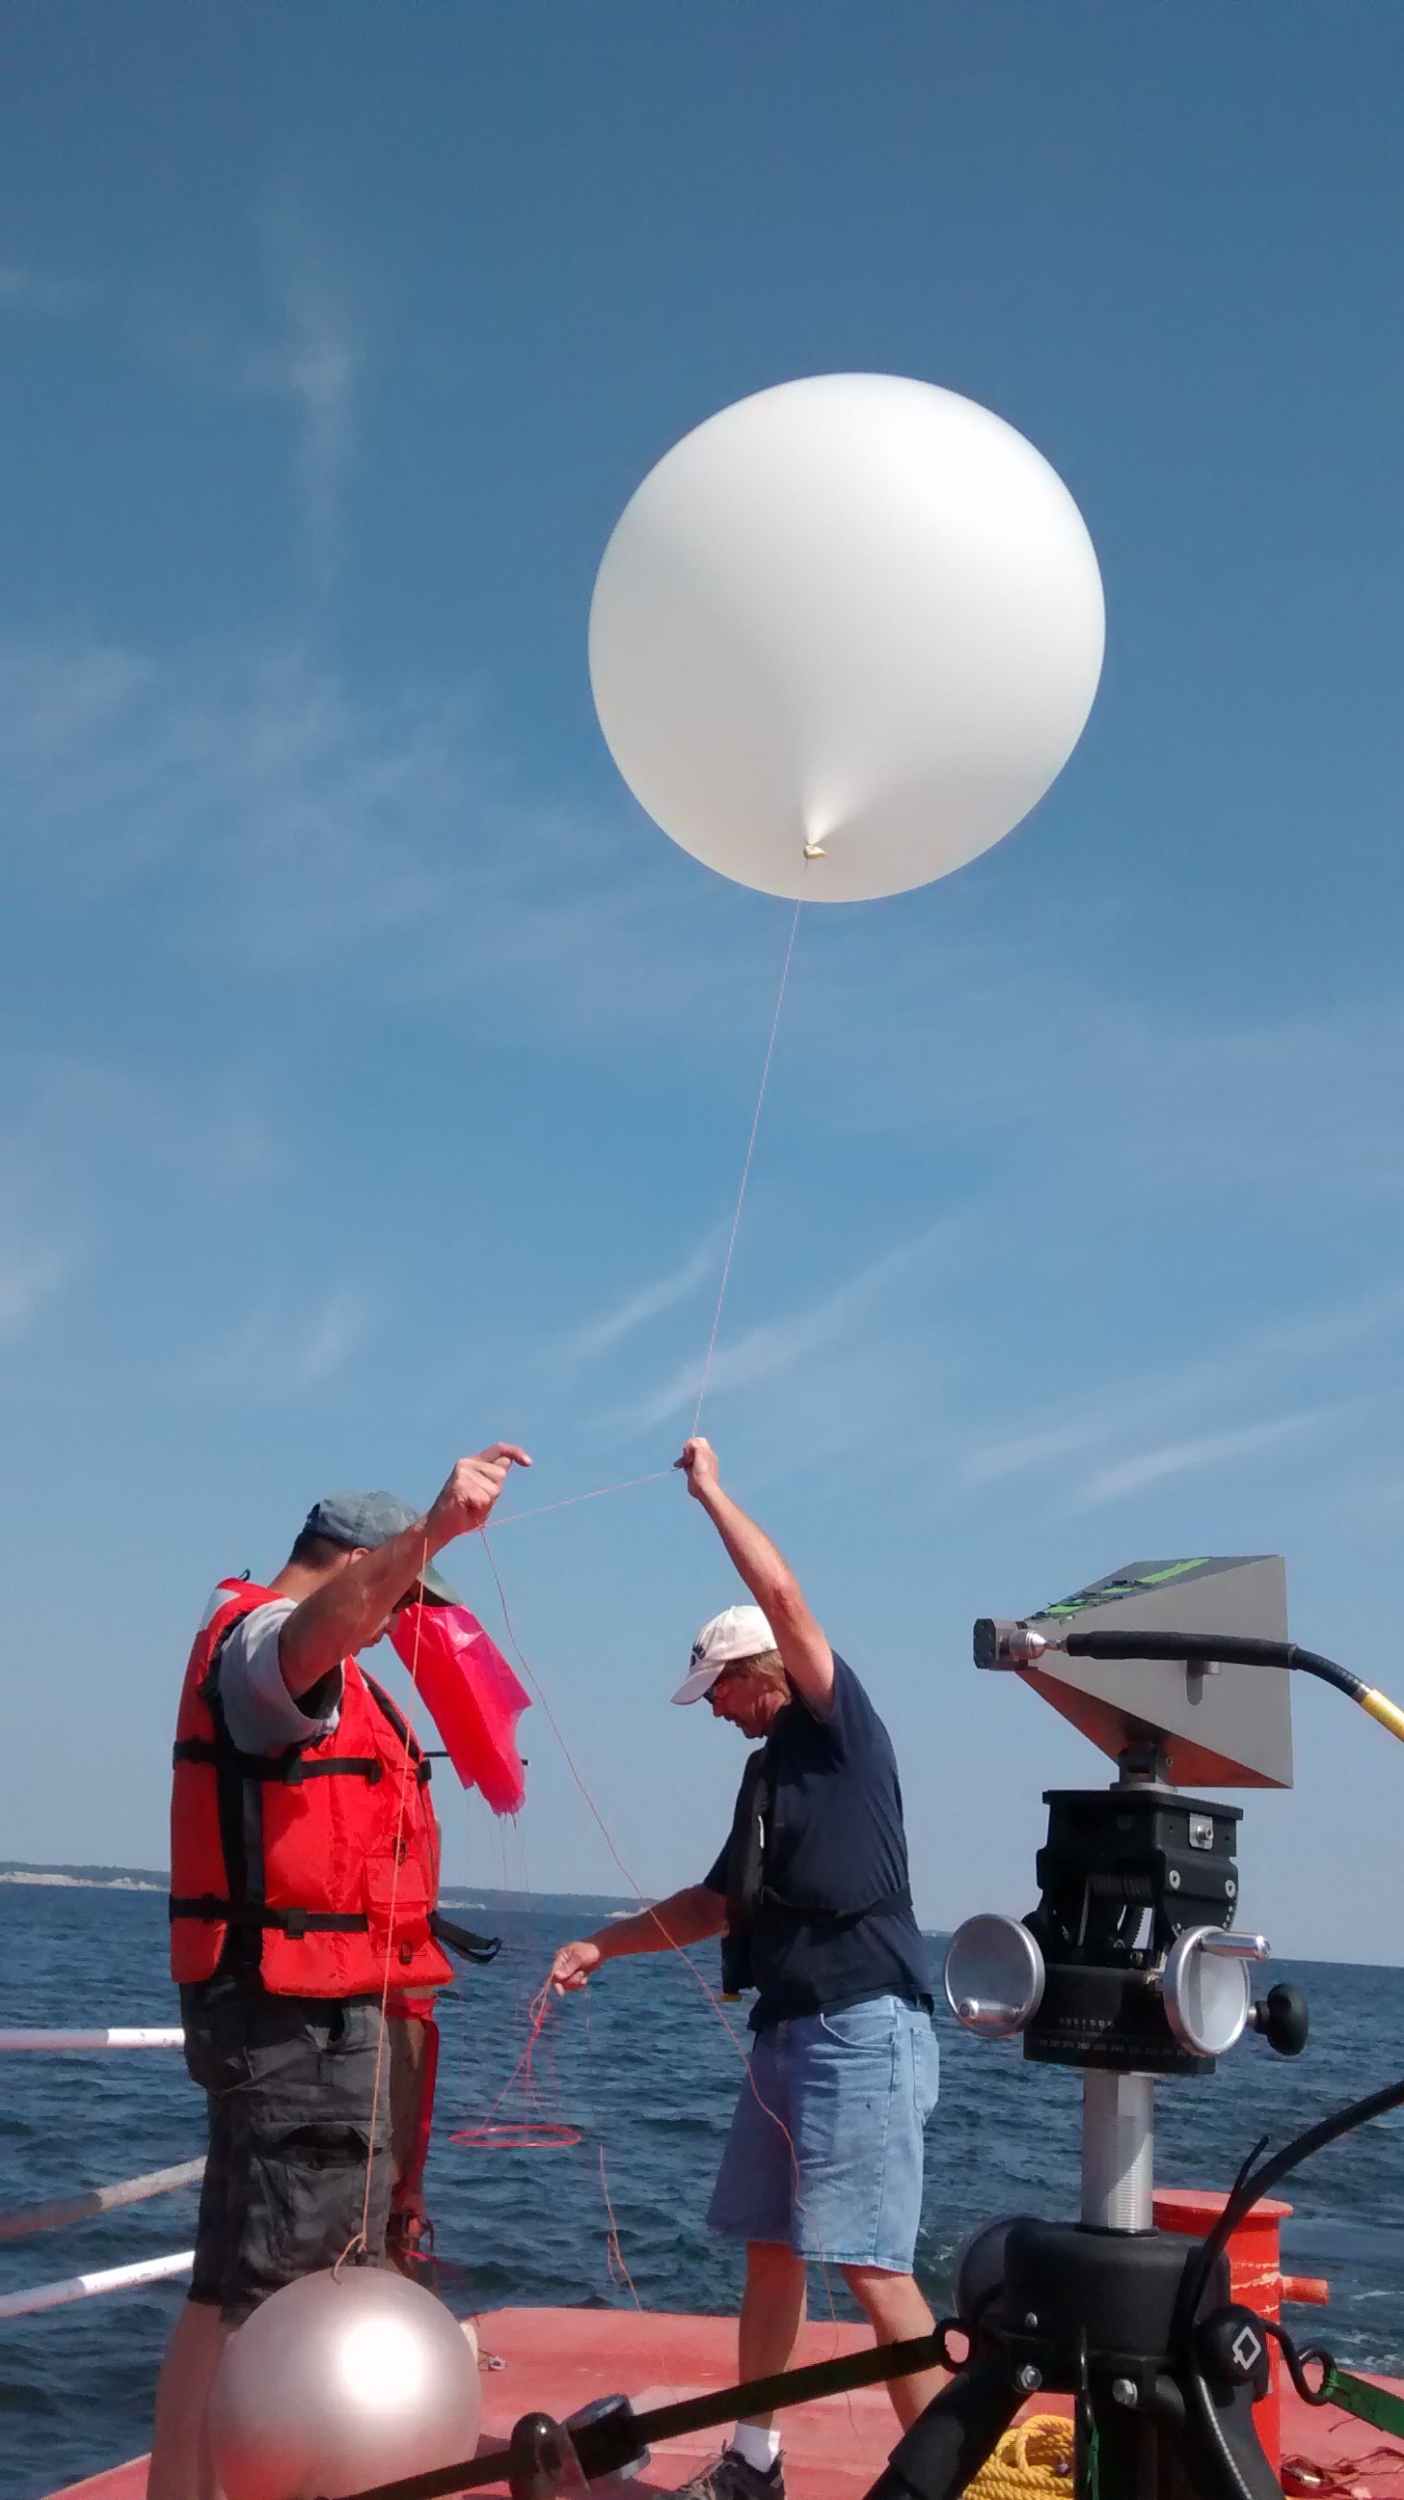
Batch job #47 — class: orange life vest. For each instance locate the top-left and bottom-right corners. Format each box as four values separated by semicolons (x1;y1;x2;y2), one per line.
170;1578;453;1999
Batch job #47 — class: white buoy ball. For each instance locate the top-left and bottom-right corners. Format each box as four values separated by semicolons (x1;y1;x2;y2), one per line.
589;372;1105;903
208;2266;483;2500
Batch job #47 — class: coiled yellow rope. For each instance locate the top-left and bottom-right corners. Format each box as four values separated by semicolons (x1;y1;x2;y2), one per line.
964;2414;1075;2499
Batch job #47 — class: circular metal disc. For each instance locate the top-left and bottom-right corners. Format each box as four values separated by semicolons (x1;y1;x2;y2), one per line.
1163;1926;1251;2058
944;1915;1045;2038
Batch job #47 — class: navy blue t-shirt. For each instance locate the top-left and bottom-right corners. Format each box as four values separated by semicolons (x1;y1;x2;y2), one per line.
702;1654;932;2032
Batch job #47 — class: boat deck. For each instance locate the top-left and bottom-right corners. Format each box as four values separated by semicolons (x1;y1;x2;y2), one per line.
47;2306;1404;2500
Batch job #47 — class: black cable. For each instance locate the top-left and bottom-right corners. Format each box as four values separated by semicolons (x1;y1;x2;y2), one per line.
1063;1629;1368;1707
1159;2070;1404;2500
1264;2321;1335;2410
1177;2070;1404;2338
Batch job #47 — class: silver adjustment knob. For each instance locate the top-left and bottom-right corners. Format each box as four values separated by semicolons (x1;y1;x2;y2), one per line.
1162;1926;1270;2057
944;1915;1046;2039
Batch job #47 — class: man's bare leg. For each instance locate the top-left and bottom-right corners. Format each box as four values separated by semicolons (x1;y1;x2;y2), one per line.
841;2265;944;2429
737;2240;808;2428
148;2299;232;2500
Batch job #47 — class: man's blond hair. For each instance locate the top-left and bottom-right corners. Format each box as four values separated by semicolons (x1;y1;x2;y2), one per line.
731;1646;788;1692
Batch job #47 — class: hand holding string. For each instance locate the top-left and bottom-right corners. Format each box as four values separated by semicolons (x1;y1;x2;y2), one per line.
549;1939;603;1995
427;1444;532;1544
676;1436;721;1504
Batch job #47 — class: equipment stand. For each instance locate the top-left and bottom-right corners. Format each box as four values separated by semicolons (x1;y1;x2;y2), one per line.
865;2073;1281;2500
1081;2072;1154;2230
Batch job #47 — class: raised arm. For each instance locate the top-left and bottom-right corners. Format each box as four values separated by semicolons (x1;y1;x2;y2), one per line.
277;1445;531;1699
675;1438;835;1714
549;1884;725;1993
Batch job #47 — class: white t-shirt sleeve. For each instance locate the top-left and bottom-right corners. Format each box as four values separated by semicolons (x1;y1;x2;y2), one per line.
217;1600;344;1754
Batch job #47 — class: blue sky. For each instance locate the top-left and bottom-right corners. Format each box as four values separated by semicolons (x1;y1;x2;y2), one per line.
3;4;1404;1962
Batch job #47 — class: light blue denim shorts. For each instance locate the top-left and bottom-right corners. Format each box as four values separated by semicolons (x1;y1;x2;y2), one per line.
706;1994;939;2273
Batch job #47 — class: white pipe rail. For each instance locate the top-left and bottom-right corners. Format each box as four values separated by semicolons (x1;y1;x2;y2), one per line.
0;2157;206;2242
0;2028;184;2051
0;2249;193;2319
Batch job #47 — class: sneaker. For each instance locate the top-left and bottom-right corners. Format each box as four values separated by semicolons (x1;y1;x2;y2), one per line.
660;2451;785;2500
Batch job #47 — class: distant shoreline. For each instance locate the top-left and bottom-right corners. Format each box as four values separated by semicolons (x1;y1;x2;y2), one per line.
0;1862;638;1911
0;1863;167;1892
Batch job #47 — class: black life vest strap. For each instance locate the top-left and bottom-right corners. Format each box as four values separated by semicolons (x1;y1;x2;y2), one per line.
362;1673;432;1783
430;1911;502;1965
196;1637;259;1973
180;1630;431;1975
720;1751;771;1996
173;1737;384;1785
720;1748;914;1992
169;1895;370;1938
755;1884;914;1929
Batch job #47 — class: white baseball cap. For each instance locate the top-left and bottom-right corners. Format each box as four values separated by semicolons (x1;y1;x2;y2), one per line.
672;1604;778;1705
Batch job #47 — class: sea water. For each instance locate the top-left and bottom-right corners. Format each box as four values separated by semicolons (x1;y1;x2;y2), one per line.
3;1882;1404;2500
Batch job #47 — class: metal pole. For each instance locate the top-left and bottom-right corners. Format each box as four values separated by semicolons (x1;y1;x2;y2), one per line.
1081;2070;1155;2231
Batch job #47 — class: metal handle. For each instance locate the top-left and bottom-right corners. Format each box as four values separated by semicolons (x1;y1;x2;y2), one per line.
1200;1931;1271;1962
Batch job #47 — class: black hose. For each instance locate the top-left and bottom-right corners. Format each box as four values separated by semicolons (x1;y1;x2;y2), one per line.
1158;2069;1404;2500
1176;2072;1404;2345
1063;1629;1368;1707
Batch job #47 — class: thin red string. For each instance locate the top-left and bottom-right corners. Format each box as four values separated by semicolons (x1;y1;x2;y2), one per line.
450;1979;582;2150
490;1469;673;1529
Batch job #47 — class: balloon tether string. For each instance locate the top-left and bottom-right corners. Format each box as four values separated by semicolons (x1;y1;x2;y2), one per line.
692;899;802;1434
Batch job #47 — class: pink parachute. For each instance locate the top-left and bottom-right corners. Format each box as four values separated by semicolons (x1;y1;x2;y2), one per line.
391;1602;531;1816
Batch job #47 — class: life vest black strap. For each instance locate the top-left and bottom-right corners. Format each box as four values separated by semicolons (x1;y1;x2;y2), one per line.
362;1676;434;1781
721;1745;916;1991
180;1629;431;1979
430;1911;501;1964
168;1895;371;1937
173;1737;384;1785
286;1756;384;1784
755;1884;914;1928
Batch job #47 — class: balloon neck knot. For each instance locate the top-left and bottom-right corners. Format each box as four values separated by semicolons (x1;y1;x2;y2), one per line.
802;841;827;860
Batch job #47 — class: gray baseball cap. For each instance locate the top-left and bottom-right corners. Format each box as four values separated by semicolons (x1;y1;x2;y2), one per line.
301;1490;461;1605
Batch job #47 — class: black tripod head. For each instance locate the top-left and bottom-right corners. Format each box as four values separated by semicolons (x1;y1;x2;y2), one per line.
948;1555;1307;2077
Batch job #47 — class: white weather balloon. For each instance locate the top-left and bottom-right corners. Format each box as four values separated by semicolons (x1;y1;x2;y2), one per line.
589;373;1105;904
208;2265;482;2500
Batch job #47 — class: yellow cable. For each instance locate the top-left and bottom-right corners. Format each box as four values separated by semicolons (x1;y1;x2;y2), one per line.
1360;1688;1404;1743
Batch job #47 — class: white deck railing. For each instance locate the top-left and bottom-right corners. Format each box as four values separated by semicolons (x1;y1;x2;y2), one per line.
0;2026;196;2319
0;2251;194;2319
0;2157;206;2243
0;2027;184;2051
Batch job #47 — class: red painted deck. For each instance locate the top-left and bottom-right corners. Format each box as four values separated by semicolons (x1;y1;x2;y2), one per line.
45;2306;1404;2500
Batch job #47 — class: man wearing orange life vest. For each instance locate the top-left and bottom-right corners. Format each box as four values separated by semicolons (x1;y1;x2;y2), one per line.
148;1441;529;2500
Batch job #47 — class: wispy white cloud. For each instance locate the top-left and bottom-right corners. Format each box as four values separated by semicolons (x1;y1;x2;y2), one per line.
187;1283;372;1396
1077;1406;1342;1508
0;1049;284;1355
956;1271;1397;1529
608;1224;951;1432
241;205;361;589
152;197;362;589
567;1235;722;1363
2;197;359;587
0;633;781;1056
0;1240;78;1340
966;1419;1111;1486
0;268;87;315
